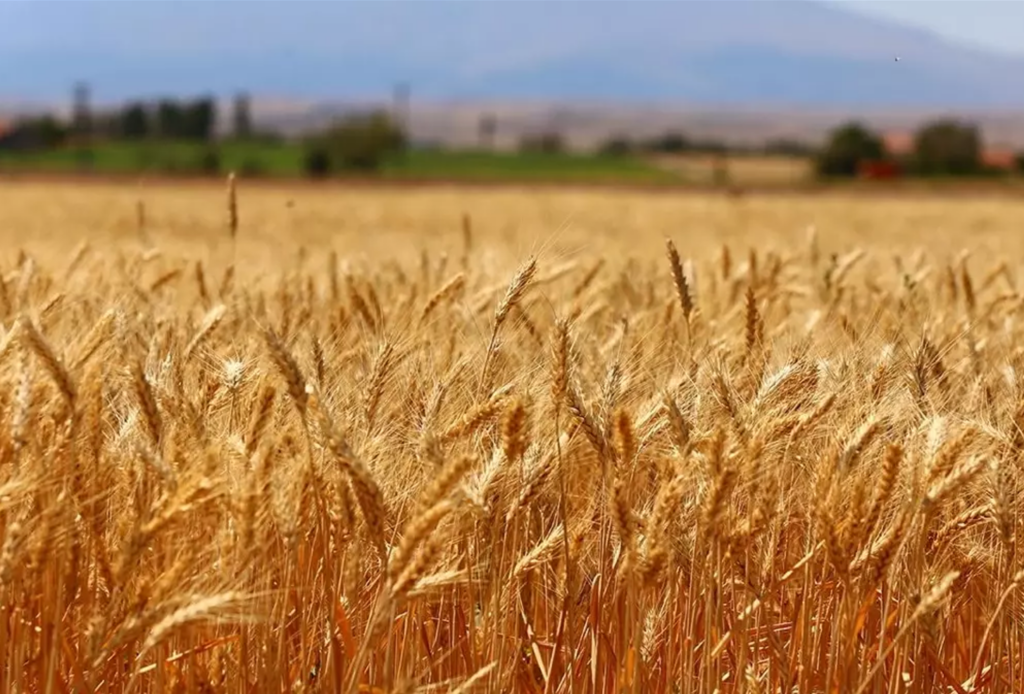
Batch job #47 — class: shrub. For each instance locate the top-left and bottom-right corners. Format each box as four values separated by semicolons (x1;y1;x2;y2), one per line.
519;132;565;155
1;116;69;151
815;122;886;178
310;111;406;173
912;120;982;176
303;146;333;178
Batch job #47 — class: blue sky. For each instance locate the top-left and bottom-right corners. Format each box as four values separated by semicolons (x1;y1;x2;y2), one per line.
3;1;1024;57
830;1;1024;56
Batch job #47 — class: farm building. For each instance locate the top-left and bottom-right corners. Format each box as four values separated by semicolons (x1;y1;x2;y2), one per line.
0;120;13;149
858;159;901;180
882;131;914;158
882;129;1018;173
980;147;1017;170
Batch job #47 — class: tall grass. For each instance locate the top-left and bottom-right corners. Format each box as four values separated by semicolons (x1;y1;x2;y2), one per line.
0;184;1021;693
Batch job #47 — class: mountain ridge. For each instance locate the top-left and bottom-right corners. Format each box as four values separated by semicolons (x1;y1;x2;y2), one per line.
2;1;1024;108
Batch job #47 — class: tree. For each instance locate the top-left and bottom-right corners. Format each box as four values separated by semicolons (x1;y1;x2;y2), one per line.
304;146;332;178
912;119;982;176
157;100;185;139
308;110;406;173
233;93;253;139
0;116;68;151
120;102;150;140
182;98;216;141
1016;152;1024;174
815;122;885;178
152;98;217;141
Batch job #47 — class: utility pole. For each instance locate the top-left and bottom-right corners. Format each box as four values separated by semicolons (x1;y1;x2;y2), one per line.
479;113;498;150
72;81;92;141
233;92;253;139
72;81;93;169
393;82;410;134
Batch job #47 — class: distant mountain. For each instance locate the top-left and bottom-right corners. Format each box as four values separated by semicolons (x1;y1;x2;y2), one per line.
3;0;1024;108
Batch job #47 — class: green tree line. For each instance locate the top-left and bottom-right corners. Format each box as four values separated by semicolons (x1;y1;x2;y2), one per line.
816;118;1024;178
1;95;253;148
5;95;1024;181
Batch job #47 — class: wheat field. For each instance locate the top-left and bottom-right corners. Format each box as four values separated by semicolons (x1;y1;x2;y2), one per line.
1;179;1024;692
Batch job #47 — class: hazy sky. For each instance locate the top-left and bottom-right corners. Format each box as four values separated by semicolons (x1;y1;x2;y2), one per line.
3;1;1024;58
830;1;1024;55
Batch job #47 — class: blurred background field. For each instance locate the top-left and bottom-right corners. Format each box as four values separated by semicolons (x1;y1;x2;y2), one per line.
5;178;1024;264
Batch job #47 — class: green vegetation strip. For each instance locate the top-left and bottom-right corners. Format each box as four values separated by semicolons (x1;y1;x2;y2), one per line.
0;141;682;185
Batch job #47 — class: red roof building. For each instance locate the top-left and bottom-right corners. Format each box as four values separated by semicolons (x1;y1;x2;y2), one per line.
882;131;914;158
858;159;901;180
981;148;1017;170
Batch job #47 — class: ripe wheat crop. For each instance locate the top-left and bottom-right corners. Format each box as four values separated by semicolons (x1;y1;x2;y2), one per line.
1;180;1024;692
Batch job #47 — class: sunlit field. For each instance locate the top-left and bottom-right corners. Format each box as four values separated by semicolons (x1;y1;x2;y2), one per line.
2;178;1024;692
647;153;812;186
